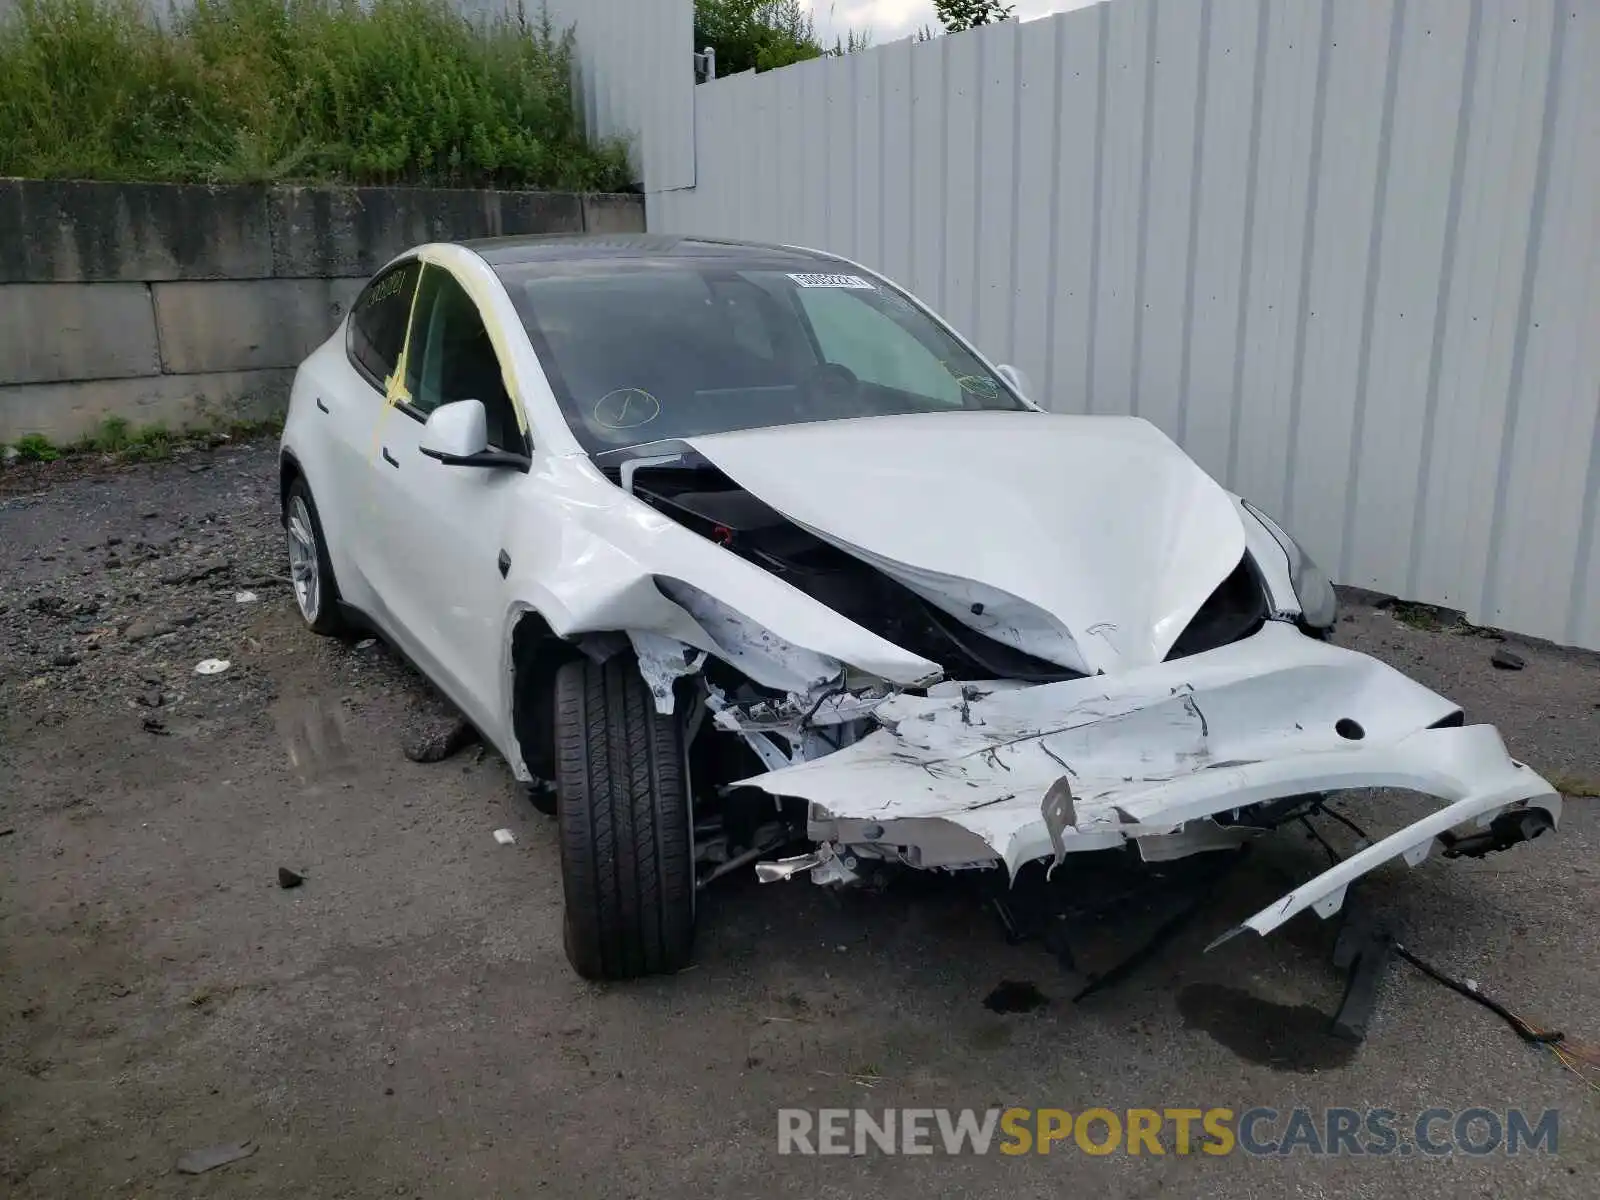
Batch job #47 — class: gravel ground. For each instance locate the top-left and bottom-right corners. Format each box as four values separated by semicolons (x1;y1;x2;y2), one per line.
1;441;1596;1198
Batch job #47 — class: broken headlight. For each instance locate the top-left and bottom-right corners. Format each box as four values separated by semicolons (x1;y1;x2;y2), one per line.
1241;501;1338;630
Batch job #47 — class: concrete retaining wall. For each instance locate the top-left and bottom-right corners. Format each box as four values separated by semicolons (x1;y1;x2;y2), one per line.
0;180;644;443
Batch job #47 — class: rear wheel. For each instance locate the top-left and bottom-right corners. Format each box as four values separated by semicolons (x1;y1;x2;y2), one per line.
284;476;349;636
554;655;694;980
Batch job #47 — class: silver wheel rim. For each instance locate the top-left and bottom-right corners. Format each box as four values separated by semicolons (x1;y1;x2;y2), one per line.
286;495;320;622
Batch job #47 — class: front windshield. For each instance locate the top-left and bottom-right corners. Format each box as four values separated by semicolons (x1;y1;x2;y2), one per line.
494;259;1027;453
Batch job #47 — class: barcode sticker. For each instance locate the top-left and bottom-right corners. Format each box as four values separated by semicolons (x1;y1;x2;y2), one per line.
787;273;875;289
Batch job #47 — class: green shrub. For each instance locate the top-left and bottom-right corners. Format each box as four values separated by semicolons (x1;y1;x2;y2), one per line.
13;434;61;462
0;0;631;189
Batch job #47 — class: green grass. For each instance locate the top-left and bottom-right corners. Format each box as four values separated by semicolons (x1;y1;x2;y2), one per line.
0;0;631;190
7;413;286;465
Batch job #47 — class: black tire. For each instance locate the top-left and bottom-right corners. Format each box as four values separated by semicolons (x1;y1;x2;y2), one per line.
283;475;349;637
554;655;694;980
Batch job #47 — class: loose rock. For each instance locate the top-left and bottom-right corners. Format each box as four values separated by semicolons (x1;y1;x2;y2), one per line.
1491;647;1525;671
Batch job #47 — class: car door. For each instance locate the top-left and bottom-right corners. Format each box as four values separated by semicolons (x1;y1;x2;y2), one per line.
367;262;531;741
308;257;422;613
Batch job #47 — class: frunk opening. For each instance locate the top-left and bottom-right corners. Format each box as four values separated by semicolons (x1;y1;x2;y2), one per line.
621;461;1081;682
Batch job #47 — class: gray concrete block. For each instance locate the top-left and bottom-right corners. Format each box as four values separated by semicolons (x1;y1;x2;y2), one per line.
0;369;293;445
153;278;365;374
0;179;271;283
268;186;585;277
582;193;647;233
0;283;161;385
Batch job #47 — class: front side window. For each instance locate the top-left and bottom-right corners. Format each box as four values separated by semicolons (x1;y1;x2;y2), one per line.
402;266;523;451
494;260;1024;453
347;260;421;389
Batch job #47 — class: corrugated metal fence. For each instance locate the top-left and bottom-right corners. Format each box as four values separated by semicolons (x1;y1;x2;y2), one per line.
539;0;695;191
647;0;1600;651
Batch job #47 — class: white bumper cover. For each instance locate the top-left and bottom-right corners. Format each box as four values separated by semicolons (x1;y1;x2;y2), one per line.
737;622;1560;938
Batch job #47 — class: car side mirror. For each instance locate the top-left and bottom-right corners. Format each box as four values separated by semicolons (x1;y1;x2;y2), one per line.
418;399;529;470
995;363;1033;401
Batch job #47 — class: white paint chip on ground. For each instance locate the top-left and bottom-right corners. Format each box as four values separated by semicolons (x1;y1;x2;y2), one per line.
234;591;258;604
493;828;516;846
194;658;231;676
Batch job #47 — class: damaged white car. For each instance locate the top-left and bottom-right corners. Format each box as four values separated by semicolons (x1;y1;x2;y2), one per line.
279;235;1559;980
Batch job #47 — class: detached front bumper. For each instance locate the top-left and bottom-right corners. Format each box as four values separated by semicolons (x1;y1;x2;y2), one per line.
737;622;1560;939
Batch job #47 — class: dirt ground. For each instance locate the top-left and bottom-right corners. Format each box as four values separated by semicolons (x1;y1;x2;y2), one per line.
2;440;1597;1198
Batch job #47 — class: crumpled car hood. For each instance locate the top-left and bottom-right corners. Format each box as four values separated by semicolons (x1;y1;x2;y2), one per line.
682;411;1245;676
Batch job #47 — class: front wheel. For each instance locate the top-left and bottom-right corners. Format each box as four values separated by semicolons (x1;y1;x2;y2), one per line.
554;655;694;980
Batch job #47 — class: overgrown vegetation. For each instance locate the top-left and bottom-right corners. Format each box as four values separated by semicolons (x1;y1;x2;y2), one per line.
0;0;631;189
694;0;867;76
4;415;286;466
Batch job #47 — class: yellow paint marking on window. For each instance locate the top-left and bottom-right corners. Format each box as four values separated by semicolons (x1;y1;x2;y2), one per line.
368;270;427;464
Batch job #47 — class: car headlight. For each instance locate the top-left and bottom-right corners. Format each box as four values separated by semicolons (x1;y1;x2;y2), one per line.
1241;501;1338;630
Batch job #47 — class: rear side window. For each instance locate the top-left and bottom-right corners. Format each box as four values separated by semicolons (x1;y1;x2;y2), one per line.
347;260;421;389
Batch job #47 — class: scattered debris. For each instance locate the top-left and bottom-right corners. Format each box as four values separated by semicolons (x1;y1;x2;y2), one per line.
1491;647;1526;671
493;828;517;846
234;591;258;604
355;638;377;650
0;827;15;838
137;690;163;708
194;658;230;676
49;652;80;668
403;715;479;763
277;867;304;889
982;980;1047;1014
175;1140;257;1175
141;717;168;735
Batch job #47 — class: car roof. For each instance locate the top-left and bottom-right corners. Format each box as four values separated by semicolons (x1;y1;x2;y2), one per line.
458;233;841;270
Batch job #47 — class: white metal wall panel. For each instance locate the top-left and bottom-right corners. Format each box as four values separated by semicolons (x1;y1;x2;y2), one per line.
648;1;1600;651
1286;0;1396;572
1231;0;1321;511
1134;0;1205;439
542;0;694;192
1182;0;1265;484
1091;0;1153;417
1009;16;1065;398
1345;0;1474;590
1045;7;1107;413
1485;3;1600;642
910;39;948;309
879;40;917;288
1413;3;1554;615
974;20;1019;360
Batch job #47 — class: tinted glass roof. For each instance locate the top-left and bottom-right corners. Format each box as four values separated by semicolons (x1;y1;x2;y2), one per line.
460;233;830;269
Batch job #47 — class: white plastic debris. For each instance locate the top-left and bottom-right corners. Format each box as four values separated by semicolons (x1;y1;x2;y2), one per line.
194;658;231;676
356;638;377;650
493;828;516;846
234;591;258;604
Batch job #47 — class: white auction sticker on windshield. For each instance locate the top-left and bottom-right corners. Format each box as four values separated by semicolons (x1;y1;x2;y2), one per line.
787;273;875;289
